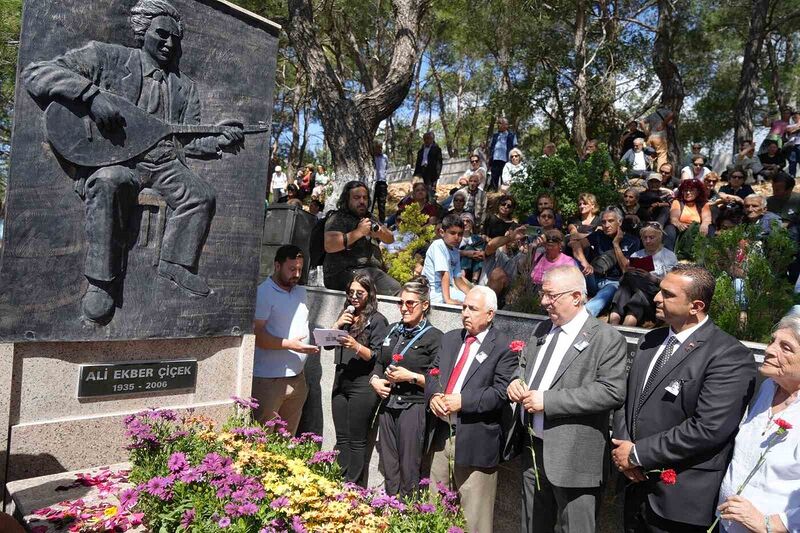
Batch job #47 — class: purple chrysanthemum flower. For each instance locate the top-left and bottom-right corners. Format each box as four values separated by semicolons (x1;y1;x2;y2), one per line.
291;515;307;533
178;467;202;484
239;502;258;516
180;509;195;528
270;496;290;509
418;477;431;487
144;476;173;500
307;450;338;465
118;488;138;510
231;396;260;410
218;516;231;528
167;452;188;473
415;503;436;514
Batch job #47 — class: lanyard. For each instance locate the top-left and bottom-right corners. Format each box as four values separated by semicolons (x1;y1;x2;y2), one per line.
386;323;433;359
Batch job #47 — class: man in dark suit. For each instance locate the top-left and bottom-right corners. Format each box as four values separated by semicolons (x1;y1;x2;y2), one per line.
612;264;756;532
505;265;628;533
413;131;443;201
22;0;244;322
426;285;517;533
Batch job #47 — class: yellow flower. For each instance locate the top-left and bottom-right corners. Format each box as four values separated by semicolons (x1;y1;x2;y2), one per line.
103;506;118;518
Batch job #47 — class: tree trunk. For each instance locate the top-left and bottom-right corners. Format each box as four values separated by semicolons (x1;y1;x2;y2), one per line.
287;0;428;181
298;102;311;166
766;35;789;116
430;58;455;157
732;0;770;154
653;0;685;167
406;37;428;166
571;0;589;154
288;80;302;178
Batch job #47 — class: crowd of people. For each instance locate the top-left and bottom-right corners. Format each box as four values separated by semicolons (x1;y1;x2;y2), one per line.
255;245;798;533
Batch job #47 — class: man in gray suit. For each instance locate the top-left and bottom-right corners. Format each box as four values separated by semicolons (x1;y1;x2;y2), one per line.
505;265;628;533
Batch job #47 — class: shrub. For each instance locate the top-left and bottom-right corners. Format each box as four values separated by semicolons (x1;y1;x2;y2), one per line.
693;222;797;343
508;144;621;220
383;202;437;284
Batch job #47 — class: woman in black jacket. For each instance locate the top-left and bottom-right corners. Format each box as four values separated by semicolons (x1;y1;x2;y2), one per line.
370;277;443;495
331;272;389;485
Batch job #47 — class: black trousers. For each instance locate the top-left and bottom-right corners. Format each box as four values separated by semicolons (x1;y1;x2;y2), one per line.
331;370;379;486
371;181;388;223
489;159;506;191
378;403;426;496
624;484;711;533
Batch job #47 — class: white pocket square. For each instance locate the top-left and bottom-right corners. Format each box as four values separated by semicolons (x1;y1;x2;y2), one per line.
475;352;488;363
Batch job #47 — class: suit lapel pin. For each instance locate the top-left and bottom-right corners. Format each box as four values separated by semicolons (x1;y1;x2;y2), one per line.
685;342;695;352
573;340;590;351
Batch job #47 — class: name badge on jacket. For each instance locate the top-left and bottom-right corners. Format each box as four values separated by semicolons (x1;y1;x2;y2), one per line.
475;352;488;363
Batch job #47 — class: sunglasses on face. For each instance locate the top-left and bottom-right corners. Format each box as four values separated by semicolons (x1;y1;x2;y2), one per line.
693;163;704;167
544;237;561;244
397;300;421;310
705;179;718;185
346;290;367;298
501;202;513;208
660;170;671;175
731;174;744;180
470;159;480;164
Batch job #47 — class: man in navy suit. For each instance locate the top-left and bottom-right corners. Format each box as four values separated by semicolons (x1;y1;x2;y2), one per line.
612;264;756;532
426;285;517;533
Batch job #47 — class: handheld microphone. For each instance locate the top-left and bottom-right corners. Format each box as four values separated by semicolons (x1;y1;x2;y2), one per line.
343;305;355;332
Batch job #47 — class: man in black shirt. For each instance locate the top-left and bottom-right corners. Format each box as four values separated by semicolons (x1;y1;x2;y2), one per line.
758;140;787;180
323;181;401;295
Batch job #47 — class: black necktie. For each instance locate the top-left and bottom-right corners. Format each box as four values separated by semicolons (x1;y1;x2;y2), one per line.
529;328;562;390
633;335;678;437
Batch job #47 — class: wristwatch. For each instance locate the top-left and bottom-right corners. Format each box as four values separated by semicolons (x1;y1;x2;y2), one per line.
628;447;641;468
410;375;418;385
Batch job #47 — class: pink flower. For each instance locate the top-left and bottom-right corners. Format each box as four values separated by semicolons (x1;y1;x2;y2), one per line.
509;340;526;352
775;418;793;431
392;353;404;363
660;469;677;485
429;368;441;377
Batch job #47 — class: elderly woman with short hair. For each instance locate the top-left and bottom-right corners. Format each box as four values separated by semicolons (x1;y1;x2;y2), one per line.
502;147;527;189
716;313;800;533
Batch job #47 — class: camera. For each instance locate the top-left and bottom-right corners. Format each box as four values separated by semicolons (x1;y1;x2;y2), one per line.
371;222;380;233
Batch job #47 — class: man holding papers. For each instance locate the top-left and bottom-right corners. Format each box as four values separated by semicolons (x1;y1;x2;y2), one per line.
252;245;320;434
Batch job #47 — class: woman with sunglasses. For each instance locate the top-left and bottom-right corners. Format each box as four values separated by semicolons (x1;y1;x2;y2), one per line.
331;273;389;486
530;229;576;286
458;156;486;187
501;147;527;190
719;168;755;206
484;194;518;238
666;179;713;249
370;277;443;496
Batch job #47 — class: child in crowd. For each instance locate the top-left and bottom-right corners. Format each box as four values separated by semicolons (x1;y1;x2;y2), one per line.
422;214;472;304
458;212;485;283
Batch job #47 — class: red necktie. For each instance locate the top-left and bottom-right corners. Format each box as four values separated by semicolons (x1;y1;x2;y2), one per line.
445;335;477;393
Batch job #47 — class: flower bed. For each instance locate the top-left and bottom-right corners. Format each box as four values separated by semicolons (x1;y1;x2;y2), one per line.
30;398;465;532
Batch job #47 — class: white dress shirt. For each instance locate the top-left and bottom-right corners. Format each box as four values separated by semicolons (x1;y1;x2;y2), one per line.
438;328;490;424
641;316;709;390
633;316;709;462
450;328;490;394
718;380;799;533
422;145;431;166
525;308;590;437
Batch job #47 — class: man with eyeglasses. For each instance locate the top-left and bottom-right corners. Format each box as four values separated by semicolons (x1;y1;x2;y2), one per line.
504;265;627;533
458;156;487;188
658;163;680;190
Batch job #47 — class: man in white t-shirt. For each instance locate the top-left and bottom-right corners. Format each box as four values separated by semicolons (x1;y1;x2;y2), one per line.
252;244;320;434
423;214;472;304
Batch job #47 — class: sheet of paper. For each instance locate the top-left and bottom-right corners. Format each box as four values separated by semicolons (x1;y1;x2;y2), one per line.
313;328;348;347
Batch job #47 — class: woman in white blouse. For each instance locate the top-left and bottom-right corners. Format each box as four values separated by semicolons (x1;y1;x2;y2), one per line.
716;313;800;533
501;148;527;189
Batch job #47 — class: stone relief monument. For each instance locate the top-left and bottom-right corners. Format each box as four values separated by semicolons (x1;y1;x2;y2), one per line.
0;0;278;341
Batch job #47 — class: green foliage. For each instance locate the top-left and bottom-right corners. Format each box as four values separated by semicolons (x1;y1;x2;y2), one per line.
384;202;436;284
0;0;22;195
693;222;797;343
508;145;621;220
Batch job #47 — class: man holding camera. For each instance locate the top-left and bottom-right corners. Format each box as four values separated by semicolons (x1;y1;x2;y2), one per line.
323;181;400;295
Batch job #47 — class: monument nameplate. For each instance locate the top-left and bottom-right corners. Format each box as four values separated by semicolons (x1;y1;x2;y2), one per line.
77;359;198;398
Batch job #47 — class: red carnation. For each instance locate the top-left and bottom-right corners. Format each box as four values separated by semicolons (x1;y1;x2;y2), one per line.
775;418;793;431
660;469;677;485
429;368;440;377
509;340;526;352
392;353;404;364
